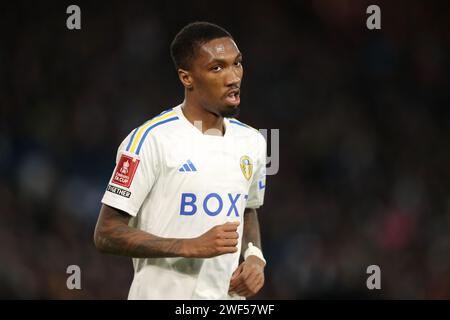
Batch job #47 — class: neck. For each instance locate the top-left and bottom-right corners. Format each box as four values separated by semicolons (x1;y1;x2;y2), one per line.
181;94;225;136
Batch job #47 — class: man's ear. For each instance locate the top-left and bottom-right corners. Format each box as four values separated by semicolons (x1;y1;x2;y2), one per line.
178;69;193;90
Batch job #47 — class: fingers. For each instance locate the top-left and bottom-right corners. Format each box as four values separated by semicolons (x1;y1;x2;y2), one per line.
216;231;238;240
229;264;243;290
217;238;239;247
221;221;240;231
229;266;264;297
229;268;250;293
217;225;239;242
212;222;240;238
231;263;244;280
234;274;264;297
254;276;265;292
218;246;238;254
232;275;252;295
250;276;264;296
225;231;239;239
202;221;241;257
215;236;239;255
229;263;245;291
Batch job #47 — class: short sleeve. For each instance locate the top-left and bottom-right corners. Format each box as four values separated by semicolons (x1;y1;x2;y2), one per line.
101;131;159;216
246;133;267;209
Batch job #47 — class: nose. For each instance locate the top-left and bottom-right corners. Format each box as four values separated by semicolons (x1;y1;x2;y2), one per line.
225;67;242;87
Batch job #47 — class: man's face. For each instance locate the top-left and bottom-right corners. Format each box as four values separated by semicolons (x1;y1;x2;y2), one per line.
189;37;243;118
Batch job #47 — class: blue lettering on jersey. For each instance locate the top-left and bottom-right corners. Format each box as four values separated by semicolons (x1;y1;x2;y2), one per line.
203;193;223;216
180;193;197;215
180;193;245;217
258;181;265;189
226;194;240;217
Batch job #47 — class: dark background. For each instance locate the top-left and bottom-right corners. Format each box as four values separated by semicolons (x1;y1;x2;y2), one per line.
1;0;449;299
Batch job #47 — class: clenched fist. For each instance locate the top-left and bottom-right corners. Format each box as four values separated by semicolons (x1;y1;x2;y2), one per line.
184;221;240;258
229;255;265;297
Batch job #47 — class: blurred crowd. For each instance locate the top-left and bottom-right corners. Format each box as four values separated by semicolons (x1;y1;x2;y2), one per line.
1;0;449;299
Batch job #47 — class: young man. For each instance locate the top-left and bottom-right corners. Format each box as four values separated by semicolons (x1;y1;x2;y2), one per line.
94;21;267;299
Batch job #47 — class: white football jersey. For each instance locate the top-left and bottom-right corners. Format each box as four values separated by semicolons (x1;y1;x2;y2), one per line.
101;105;266;299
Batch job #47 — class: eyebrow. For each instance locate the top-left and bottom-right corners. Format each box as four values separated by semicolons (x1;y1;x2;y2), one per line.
207;52;242;65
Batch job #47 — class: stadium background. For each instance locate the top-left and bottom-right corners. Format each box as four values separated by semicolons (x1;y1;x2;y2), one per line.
1;0;449;299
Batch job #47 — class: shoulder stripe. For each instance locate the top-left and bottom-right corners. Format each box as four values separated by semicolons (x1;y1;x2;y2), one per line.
126;109;178;154
229;119;249;128
134;116;178;155
126;127;140;152
229;119;258;132
157;108;174;116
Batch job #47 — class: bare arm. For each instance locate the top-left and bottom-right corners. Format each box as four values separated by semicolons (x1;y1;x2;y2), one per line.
241;207;262;254
229;207;265;297
94;204;186;258
93;204;239;259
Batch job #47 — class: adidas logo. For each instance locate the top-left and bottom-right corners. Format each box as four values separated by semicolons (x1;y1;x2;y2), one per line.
179;160;197;172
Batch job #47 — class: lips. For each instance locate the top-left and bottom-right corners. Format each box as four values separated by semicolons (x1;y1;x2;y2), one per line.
224;89;240;106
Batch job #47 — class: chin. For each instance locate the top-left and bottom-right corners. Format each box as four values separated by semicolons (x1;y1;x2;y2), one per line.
220;105;240;118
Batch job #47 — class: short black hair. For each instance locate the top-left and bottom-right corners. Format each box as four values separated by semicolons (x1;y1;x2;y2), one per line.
170;21;233;70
